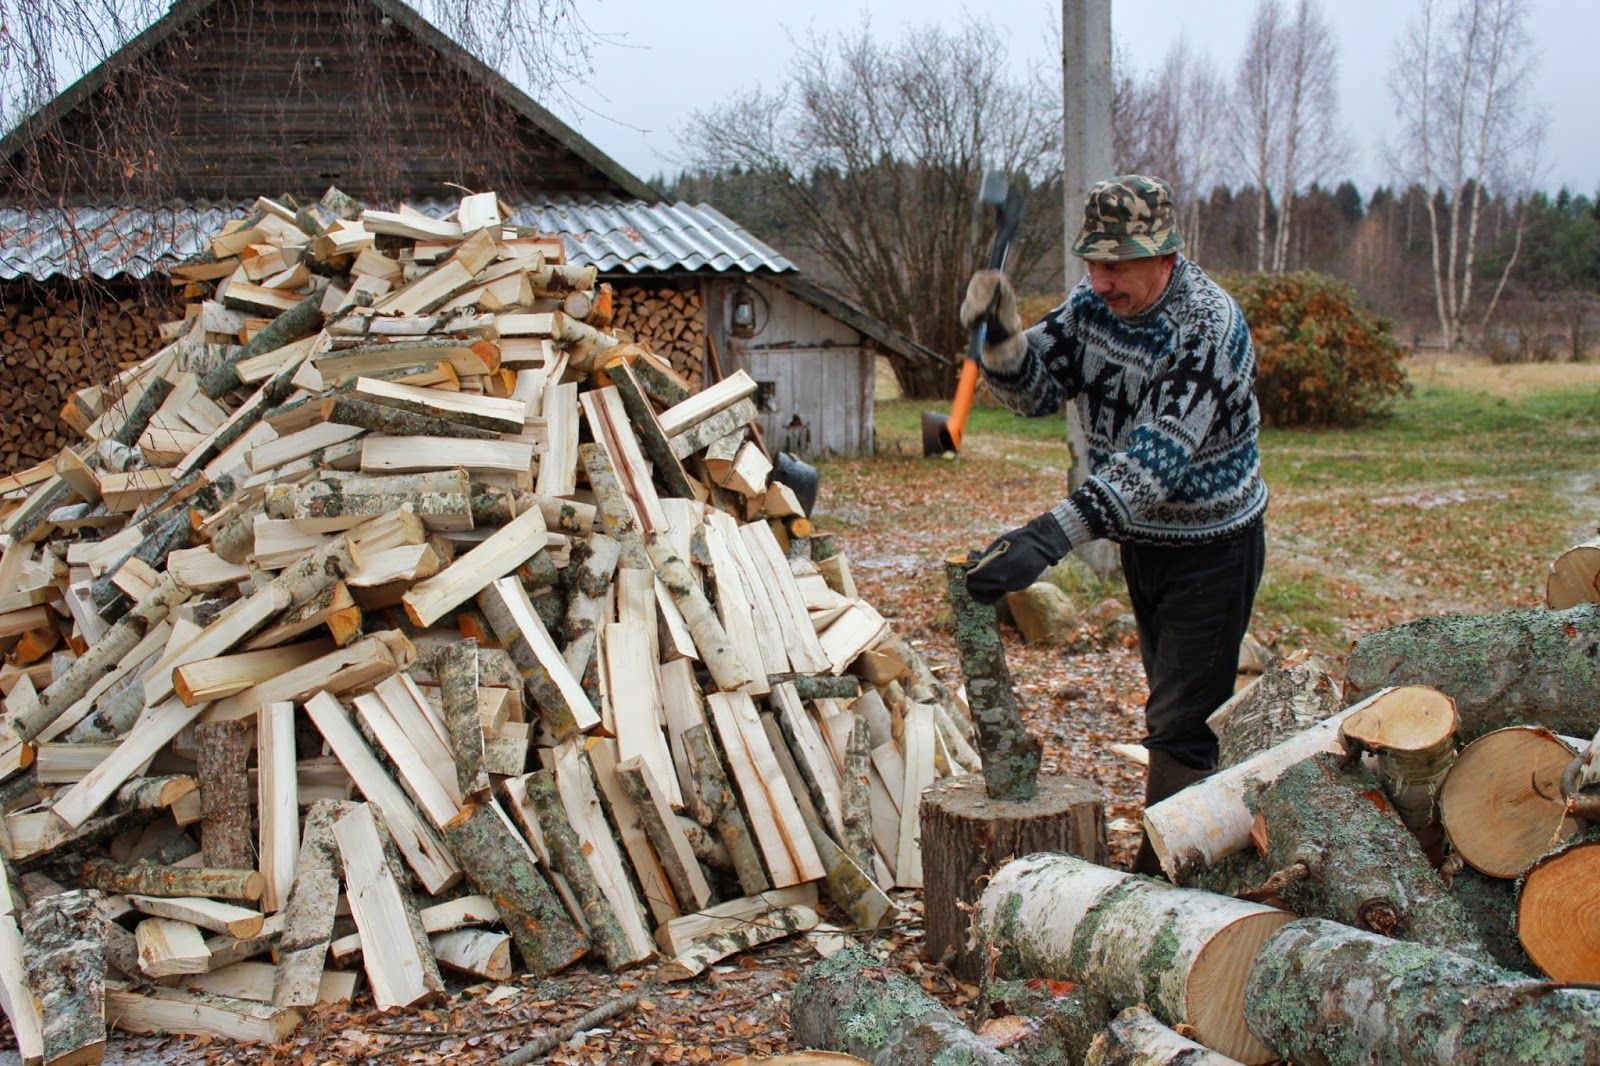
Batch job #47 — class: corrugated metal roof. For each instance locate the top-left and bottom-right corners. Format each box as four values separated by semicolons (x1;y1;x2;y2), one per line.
0;198;794;281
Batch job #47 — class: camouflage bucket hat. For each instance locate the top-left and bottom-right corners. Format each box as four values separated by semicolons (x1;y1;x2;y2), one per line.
1072;175;1185;261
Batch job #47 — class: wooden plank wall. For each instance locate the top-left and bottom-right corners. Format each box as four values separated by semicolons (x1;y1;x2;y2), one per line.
3;0;624;203
717;279;875;458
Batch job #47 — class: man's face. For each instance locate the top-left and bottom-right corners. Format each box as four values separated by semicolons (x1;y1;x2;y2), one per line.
1085;254;1176;317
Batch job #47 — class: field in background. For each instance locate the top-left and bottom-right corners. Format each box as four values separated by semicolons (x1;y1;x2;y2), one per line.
858;352;1600;659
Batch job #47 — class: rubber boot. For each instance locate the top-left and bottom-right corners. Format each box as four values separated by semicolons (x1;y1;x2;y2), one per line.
1131;749;1214;877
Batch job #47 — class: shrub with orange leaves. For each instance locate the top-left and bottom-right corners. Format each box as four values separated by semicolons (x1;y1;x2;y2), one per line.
1221;271;1412;428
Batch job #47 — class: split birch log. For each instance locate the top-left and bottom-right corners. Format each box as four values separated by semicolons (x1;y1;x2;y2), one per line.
520;769;631;969
1243;917;1600;1065
441;798;588;977
1143;693;1374;883
79;859;264;903
439;639;488;799
322;395;499;439
1545;536;1600;609
1516;838;1600;981
660;903;819;981
647;535;751;691
1338;685;1458;861
1207;649;1341;769
199;291;323;398
1440;726;1580;878
272;799;355;1009
614;755;713;913
790;942;1023;1066
758;713;894;930
22;889;107;1066
332;803;445;1011
3;570;192;746
196;718;255;869
1344;603;1600;743
1085;1005;1244;1066
559;533;621;695
478;576;598;740
976;852;1292;1064
430;928;513;980
682;722;770;896
578;443;647;568
0;861;44;1065
920;773;1105;980
605;358;698;500
945;556;1041;801
1248;753;1491;964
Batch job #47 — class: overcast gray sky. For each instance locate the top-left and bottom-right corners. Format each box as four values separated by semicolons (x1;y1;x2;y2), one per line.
550;0;1598;197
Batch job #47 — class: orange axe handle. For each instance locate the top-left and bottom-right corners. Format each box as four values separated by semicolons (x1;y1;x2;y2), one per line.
944;357;982;451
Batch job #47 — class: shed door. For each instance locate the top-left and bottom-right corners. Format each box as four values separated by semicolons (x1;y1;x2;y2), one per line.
741;347;872;458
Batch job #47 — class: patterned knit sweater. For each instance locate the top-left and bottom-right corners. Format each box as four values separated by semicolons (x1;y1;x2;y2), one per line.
981;255;1267;548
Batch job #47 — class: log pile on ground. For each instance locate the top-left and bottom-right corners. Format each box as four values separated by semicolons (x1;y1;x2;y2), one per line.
0;188;981;1062
610;285;708;392
797;600;1600;1064
0;289;173;469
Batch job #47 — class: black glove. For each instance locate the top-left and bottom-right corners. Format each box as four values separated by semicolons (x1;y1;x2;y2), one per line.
965;513;1073;605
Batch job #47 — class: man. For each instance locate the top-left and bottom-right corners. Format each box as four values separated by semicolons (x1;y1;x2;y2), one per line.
960;175;1267;875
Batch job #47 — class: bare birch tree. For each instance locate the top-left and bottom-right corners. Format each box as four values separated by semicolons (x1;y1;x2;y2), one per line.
1389;0;1543;349
1231;0;1286;272
683;19;1062;398
1270;0;1344;272
1113;41;1229;260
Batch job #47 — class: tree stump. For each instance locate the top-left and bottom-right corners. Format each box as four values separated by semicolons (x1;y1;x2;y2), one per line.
921;774;1104;980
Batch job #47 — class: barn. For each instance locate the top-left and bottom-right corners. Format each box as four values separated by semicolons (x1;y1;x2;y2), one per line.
0;0;942;468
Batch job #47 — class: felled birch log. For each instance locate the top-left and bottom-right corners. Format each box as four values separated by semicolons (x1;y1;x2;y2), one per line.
1244;917;1600;1065
976;852;1292;1064
441;798;588;977
790;942;1022;1065
1440;726;1580;878
1249;753;1491;964
1451;867;1536;975
975;977;1105;1066
1143;694;1372;883
1344;603;1600;743
944;556;1040;801
21;889;107;1066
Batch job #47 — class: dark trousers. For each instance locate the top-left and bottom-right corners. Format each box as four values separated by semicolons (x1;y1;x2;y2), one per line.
1120;518;1266;771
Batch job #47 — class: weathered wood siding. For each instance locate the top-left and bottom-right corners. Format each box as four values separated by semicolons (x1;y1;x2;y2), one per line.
713;279;875;458
3;0;625;204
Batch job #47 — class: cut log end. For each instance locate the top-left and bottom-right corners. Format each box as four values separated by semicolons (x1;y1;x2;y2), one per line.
1518;840;1600;981
1339;684;1458;753
1441;725;1578;879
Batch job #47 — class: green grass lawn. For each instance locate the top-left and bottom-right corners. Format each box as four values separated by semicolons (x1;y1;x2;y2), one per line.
864;384;1600;658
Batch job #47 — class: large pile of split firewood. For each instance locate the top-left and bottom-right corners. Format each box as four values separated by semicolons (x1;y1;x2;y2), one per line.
0;188;982;1064
791;584;1600;1065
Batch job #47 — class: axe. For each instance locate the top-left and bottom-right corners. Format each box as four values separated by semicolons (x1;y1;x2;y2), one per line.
922;169;1026;456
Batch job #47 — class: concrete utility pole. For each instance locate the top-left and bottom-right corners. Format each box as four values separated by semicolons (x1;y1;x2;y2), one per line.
1061;0;1119;578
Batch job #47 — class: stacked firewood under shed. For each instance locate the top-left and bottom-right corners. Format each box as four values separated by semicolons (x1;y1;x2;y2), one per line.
609;286;709;393
0;188;985;1064
793;581;1600;1065
0;290;172;470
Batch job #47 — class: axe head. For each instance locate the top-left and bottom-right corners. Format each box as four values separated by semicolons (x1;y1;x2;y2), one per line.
978;169;1009;208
